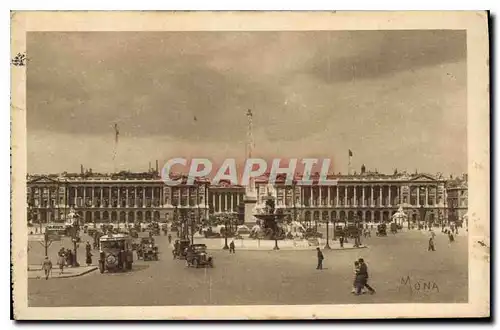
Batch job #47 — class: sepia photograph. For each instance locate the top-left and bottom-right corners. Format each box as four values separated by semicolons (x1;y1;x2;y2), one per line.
11;11;490;319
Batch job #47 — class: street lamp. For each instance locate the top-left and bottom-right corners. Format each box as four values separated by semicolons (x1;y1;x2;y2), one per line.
190;209;195;244
324;218;331;249
222;211;230;250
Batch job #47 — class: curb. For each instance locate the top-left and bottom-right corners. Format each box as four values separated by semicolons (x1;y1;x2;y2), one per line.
206;246;368;251
28;267;98;280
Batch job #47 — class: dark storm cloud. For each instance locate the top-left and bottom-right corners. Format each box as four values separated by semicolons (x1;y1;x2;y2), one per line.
305;30;466;83
26;30;467;153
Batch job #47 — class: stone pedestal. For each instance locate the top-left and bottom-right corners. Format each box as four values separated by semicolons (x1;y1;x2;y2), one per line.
243;195;257;224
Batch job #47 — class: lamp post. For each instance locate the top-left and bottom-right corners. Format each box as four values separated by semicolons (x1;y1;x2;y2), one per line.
190;209;195;244
222;211;230;250
324;217;331;249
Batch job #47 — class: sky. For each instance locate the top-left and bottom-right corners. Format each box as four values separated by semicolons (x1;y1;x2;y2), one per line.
27;30;467;176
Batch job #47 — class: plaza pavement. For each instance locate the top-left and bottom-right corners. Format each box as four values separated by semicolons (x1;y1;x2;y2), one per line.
27;229;468;307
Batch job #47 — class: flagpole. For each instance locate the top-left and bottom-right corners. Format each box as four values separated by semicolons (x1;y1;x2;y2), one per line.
348;150;351;175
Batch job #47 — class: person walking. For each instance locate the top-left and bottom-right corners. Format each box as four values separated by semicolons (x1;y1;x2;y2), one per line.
316;247;324;270
428;236;436;251
339;236;344;248
57;250;66;275
86;249;93;266
168;234;172;245
358;258;375;294
41;256;52;280
229;240;236;254
351;261;364;294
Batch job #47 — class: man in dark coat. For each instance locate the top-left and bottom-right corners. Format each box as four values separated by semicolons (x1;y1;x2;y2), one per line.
358;258;375;294
316;247;324;270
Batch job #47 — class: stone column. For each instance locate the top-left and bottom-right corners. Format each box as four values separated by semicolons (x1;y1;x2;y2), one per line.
117;187;121;208
218;193;222;212
370;186;374;207
354;186;358;206
336;187;339;207
134;187;138;207
388;186;392;207
362;186;366;207
344;186;348;206
231;193;234;211
379;186;383;206
143;187;146;207
83;187;87;208
309;187;313;206
327;188;331;206
126;188;129;207
425;186;429;206
100;188;103;207
319;187;322;206
416;186;420;207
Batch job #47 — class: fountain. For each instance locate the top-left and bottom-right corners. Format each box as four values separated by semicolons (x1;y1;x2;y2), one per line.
253;194;287;250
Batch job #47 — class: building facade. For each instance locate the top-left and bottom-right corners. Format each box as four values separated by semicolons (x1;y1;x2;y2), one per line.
253;172;449;225
27;173;210;225
446;174;468;225
27;170;467;226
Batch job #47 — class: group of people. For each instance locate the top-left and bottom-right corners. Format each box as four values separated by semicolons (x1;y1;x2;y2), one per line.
428;227;457;252
316;248;376;295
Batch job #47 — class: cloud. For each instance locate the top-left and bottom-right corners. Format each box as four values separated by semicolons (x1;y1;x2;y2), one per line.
26;31;467;175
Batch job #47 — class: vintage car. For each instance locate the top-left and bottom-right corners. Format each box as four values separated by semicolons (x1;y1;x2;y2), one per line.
98;233;134;273
390;222;398;234
303;228;323;239
137;237;159;261
376;224;387;237
149;222;161;236
172;239;191;260
128;228;139;238
185;244;214;268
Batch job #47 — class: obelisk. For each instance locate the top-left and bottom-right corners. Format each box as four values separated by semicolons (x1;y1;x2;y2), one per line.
243;109;257;224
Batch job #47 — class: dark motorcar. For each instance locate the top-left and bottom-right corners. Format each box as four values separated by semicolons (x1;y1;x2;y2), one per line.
304;228;323;239
185;244;214;268
129;228;139;238
149;222;161;236
376;224;387;236
390;222;398;234
137;237;158;261
98;233;134;273
172;239;191;260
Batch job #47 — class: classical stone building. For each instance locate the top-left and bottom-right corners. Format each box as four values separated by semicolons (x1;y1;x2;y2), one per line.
27;172;210;225
27;169;466;226
446;174;468;225
253;171;449;225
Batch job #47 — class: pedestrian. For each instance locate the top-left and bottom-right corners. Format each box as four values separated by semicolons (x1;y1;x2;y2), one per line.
229;240;236;254
428;236;435;251
168;234;172;244
351;261;362;294
41;256;52;280
358;258;376;294
448;232;455;243
86;250;93;266
316;247;324;270
86;241;91;253
57;250;66;275
339;236;344;248
66;249;74;267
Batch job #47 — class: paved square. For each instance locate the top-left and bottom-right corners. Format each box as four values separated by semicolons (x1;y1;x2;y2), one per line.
27;230;467;306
